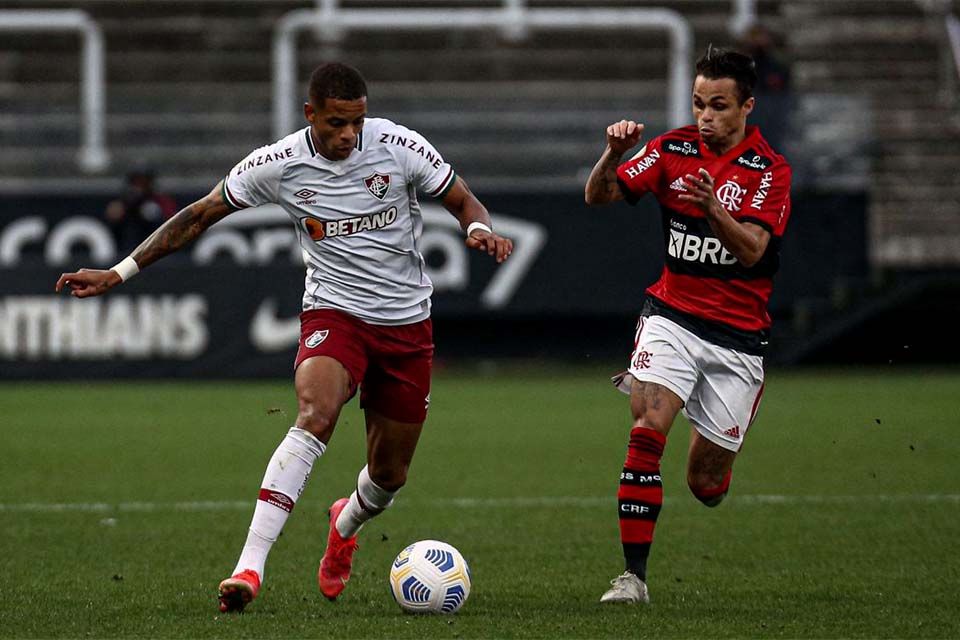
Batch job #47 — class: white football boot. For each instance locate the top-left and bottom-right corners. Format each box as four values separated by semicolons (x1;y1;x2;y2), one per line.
599;571;650;604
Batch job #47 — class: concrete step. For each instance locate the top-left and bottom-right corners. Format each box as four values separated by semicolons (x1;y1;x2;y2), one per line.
871;200;960;227
784;0;928;19
0;78;665;110
787;18;940;47
0;138;604;179
795;60;938;85
871;233;960;267
873;183;960;201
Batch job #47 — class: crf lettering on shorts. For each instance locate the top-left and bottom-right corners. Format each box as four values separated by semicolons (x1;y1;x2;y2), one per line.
300;207;398;241
623;149;660;179
668;229;738;265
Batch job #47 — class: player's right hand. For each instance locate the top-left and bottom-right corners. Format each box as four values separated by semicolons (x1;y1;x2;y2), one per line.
55;268;122;298
606;120;644;156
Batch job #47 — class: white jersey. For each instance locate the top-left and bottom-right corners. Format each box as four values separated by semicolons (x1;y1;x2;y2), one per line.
222;118;457;325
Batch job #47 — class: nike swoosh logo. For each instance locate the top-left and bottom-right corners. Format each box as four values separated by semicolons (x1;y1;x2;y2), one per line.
250;299;300;353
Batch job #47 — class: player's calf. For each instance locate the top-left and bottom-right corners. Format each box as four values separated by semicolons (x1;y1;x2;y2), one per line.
688;469;732;507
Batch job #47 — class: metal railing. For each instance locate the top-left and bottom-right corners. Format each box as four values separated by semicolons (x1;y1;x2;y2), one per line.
274;6;693;139
0;10;109;172
946;13;960;94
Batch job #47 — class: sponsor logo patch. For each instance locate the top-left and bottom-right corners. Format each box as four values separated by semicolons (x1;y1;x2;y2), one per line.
734;152;772;172
662;138;701;157
299;206;398;241
258;488;295;513
750;171;774;210
669;176;688;192
363;172;391;199
668;229;738;265
305;329;329;348
623;149;660;179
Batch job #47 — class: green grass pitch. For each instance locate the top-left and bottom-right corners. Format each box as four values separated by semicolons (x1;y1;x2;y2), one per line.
2;367;959;638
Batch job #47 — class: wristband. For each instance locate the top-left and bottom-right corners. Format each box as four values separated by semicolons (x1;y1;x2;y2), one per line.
466;221;492;236
111;256;140;282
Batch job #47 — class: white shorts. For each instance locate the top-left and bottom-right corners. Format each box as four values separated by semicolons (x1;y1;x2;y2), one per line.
613;314;765;452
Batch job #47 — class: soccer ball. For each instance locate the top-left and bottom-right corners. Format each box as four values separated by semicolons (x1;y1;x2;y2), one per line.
388;540;471;614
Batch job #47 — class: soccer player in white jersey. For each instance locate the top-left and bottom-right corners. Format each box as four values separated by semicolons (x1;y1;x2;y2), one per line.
56;63;513;613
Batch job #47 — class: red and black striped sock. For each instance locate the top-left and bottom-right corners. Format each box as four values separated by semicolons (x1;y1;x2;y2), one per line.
618;426;666;581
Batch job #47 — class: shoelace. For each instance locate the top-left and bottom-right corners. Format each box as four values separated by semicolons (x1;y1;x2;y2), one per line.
328;541;360;570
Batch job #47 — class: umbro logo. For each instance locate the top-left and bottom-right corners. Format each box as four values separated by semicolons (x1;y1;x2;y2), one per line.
669;177;688;192
294;188;318;200
722;425;741;438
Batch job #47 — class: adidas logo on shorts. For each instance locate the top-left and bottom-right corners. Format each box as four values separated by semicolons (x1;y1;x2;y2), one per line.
722;425;741;438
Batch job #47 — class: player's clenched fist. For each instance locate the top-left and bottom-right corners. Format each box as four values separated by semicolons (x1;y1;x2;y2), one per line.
465;229;513;264
606;120;645;155
56;268;121;298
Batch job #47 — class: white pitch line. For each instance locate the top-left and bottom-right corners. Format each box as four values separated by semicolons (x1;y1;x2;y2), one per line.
0;494;958;513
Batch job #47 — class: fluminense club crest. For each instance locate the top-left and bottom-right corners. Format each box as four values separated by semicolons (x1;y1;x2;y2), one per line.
305;330;329;348
363;172;391;200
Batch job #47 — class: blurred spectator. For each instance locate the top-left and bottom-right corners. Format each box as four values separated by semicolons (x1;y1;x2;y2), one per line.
105;167;177;252
741;24;791;94
739;24;793;152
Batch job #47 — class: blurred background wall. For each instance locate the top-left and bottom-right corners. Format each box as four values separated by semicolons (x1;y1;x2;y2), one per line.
1;0;958;378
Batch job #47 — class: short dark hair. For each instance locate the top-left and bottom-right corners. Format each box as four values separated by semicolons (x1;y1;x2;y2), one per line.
695;46;757;104
308;62;367;106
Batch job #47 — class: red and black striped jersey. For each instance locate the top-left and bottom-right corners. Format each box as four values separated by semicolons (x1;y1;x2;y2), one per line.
616;125;792;355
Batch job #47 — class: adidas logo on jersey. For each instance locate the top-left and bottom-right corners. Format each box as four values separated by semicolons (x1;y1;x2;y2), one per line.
669;176;688;192
722;425;741;438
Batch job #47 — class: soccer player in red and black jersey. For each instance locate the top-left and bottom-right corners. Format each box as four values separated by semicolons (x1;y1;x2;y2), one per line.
584;47;792;603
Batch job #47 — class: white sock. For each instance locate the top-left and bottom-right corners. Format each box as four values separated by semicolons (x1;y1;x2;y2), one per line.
335;465;397;538
232;427;326;578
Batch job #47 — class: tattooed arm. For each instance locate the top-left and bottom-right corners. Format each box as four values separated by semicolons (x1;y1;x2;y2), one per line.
584;120;644;205
56;181;235;298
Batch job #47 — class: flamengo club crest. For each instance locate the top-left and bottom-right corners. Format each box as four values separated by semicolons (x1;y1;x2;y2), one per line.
715;179;747;212
363;172;391;200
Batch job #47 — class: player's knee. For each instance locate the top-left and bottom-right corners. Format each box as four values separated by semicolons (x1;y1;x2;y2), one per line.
687;470;730;508
368;465;408;493
296;399;340;441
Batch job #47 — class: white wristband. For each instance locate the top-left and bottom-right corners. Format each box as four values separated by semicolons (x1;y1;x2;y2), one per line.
111;256;140;282
466;221;492;236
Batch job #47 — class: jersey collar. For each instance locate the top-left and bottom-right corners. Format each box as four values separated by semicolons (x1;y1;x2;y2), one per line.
304;127;362;174
699;125;759;162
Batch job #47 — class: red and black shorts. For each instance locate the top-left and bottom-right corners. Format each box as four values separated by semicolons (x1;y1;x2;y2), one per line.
295;309;434;424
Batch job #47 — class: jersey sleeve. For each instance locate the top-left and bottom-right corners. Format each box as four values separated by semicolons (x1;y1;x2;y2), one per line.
740;161;792;236
222;142;286;209
393;125;457;199
616;136;665;205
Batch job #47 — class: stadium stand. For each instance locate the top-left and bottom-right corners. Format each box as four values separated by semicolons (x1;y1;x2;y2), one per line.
0;0;782;195
2;0;957;366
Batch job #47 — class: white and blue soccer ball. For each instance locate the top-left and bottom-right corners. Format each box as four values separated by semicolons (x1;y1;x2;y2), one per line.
388;540;471;614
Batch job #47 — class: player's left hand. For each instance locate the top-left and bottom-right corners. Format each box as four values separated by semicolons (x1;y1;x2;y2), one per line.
678;168;722;216
465;229;513;263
